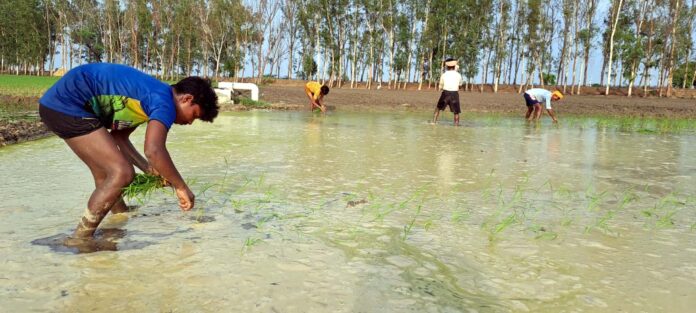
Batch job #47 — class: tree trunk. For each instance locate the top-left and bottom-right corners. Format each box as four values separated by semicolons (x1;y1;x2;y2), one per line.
665;0;682;97
604;0;624;95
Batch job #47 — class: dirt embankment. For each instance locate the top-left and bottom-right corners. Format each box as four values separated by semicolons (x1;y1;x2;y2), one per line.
0;120;50;146
0;95;50;146
2;84;696;146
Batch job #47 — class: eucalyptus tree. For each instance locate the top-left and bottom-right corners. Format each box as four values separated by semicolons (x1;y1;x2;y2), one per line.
347;1;365;88
557;0;574;88
507;0;526;86
101;0;121;63
172;0;201;76
198;0;251;80
604;0;625;95
121;0;151;70
577;0;597;93
0;0;48;73
663;0;684;96
492;0;512;92
245;0;281;82
517;0;543;92
618;0;648;97
282;0;301;79
677;0;695;88
316;0;350;86
297;0;322;80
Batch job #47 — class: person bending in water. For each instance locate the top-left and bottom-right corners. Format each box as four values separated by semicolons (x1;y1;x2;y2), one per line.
523;88;563;123
304;81;329;113
432;58;463;126
39;63;219;243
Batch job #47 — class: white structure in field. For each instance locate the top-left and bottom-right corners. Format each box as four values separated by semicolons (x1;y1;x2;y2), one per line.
214;82;259;104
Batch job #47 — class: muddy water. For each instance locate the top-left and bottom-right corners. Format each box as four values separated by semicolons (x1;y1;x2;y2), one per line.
1;111;695;312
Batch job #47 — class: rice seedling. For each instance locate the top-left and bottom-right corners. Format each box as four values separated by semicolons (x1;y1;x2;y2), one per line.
122;173;166;203
584;186;608;211
402;204;422;240
584;209;616;235
451;208;472;223
241;236;263;255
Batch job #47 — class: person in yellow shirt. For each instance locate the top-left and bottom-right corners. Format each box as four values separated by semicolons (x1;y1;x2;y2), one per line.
304;81;329;113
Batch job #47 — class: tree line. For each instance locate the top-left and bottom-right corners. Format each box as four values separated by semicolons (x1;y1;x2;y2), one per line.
0;0;694;96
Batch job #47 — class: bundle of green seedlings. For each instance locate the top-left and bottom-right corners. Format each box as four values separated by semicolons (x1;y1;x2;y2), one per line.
122;173;167;202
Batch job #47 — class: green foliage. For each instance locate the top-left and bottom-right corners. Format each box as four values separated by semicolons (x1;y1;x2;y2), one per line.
122;173;166;203
542;73;556;85
300;54;317;80
236;97;271;108
672;61;696;88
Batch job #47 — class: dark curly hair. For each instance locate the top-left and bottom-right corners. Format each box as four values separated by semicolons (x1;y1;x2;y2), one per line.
171;77;219;122
320;85;330;95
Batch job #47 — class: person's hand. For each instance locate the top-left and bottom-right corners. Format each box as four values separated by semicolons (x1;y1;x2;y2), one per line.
175;186;195;211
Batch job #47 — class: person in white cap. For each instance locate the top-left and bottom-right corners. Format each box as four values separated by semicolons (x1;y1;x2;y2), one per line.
523;88;564;123
432;58;463;126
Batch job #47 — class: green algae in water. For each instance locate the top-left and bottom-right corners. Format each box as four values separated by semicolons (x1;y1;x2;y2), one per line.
122;173;166;202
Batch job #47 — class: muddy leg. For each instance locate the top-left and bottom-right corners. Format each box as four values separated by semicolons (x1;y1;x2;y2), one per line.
110;197;130;214
64;128;134;239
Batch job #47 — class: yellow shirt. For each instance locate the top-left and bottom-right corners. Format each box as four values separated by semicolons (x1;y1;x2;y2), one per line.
305;82;322;100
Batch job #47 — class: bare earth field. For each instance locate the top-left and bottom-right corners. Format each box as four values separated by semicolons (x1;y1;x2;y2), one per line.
2;84;696;146
259;84;696;118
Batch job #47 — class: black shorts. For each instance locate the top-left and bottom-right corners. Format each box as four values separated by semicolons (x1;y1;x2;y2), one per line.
39;105;103;139
436;91;461;114
523;93;540;106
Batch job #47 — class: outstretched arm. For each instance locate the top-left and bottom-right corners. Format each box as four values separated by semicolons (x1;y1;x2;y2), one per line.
144;120;194;210
546;108;558;123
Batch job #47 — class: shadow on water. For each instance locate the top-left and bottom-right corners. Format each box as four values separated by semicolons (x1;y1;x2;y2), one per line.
31;228;154;254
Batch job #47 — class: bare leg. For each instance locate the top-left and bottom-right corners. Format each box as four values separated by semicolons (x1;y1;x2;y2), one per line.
64;128;134;239
533;104;542;120
525;106;534;120
454;114;460;126
432;109;441;123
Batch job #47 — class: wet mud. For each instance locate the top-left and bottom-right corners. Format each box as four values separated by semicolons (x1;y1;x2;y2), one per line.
31;229;153;254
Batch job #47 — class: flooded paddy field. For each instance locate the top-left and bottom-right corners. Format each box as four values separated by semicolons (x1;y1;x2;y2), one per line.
1;111;695;312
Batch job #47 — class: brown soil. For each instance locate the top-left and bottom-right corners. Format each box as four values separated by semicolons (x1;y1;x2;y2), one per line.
0;119;50;146
259;84;696;118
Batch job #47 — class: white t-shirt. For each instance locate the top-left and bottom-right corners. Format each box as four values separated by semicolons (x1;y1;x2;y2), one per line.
525;88;553;109
439;71;463;91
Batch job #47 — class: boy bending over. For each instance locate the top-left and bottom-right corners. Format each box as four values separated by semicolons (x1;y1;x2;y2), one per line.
39;63;219;243
304;81;329;113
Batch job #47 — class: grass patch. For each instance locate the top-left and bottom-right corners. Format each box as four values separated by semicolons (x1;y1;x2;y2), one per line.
236;97;271;108
0;75;60;96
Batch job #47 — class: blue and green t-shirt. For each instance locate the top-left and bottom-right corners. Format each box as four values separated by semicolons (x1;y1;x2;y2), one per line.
39;63;176;130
